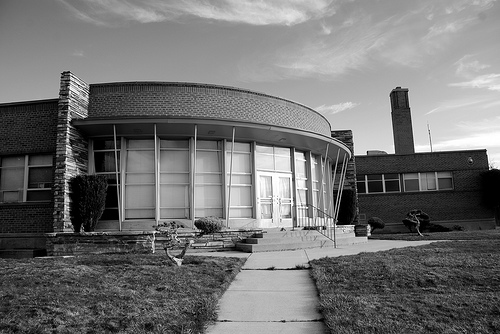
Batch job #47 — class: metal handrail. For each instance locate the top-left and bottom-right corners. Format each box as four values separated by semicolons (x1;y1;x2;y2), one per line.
296;204;337;247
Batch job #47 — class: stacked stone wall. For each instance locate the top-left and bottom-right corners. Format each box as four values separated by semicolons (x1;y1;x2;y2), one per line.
53;72;90;232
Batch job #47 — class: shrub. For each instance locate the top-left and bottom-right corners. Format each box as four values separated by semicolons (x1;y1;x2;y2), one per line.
402;209;430;232
426;223;451;232
69;175;108;232
367;217;385;233
337;188;357;225
194;216;224;235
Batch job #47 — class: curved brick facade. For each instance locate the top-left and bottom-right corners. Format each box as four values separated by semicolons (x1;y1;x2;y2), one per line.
88;82;332;137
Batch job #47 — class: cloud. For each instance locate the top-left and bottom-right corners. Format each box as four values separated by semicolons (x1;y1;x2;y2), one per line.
316;102;360;114
425;95;495;115
454;55;491;77
72;50;85;57
450;73;500;91
59;0;337;26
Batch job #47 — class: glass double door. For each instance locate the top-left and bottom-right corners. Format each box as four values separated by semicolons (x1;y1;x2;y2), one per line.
258;172;293;228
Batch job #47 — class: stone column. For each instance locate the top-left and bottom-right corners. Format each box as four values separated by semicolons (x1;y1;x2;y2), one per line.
53;72;89;231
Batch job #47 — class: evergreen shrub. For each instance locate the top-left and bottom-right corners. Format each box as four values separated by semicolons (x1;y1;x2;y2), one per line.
69;175;108;232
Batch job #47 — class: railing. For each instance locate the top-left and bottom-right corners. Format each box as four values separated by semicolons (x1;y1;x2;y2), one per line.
295;204;337;247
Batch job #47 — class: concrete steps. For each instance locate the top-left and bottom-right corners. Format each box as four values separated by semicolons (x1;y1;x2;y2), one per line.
236;229;366;253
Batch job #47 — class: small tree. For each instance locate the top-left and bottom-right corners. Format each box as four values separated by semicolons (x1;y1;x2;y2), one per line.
367;217;385;233
480;168;500;226
69;175;108;232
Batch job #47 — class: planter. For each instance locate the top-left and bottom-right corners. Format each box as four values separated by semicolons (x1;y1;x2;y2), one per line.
354;224;371;237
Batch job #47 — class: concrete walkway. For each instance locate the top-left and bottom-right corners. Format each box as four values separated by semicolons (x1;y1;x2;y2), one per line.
199;240;439;334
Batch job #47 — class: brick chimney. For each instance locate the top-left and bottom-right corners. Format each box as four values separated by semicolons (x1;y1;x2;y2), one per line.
390;87;415;154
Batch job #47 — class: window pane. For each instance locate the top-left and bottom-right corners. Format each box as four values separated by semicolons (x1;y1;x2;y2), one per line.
1;156;24;167
385;180;400;192
95;152;118;172
196;151;221;172
229;186;251;206
295;159;307;179
256;145;273;154
197;141;220;150
274;147;290;156
29;155;52;165
27;190;52;202
160;150;189;171
275;156;291;172
256;154;274;170
367;180;383;193
128;140;154;149
94;139;120;150
227;175;252;184
226;142;251;152
421;172;436;191
28;167;52;188
367;174;383;193
160;140;189;149
404;174;420;191
195;174;221;183
226;153;251;173
1;167;24;190
357;180;366;194
195;185;222;207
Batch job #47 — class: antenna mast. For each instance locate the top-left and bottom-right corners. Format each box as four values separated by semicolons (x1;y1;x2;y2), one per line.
427;122;433;152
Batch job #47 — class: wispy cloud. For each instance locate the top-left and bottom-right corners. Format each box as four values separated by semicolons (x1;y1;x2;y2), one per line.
425;95;495;115
72;50;85;57
316;102;360;115
59;0;337;26
454;55;490;77
450;73;500;91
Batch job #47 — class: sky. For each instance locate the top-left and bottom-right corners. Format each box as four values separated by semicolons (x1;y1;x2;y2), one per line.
1;0;500;165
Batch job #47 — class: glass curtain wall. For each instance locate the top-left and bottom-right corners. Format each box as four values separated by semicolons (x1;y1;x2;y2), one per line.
195;141;223;217
225;142;253;218
159;140;190;218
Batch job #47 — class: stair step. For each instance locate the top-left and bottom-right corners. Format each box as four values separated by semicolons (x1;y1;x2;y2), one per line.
235;229;367;253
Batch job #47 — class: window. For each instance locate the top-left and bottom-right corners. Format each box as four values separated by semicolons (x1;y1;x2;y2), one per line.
92;139;120;220
226;142;253;218
403;172;454;192
255;145;291;172
357;174;401;194
196;141;223;217
0;154;53;203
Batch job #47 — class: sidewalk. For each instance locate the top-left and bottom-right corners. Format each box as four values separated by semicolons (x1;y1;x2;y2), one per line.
201;240;439;334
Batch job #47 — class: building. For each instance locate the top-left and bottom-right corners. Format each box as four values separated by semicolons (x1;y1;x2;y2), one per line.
355;87;495;232
0;71;352;237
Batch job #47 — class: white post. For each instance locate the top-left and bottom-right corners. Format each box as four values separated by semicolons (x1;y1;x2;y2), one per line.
113;125;122;231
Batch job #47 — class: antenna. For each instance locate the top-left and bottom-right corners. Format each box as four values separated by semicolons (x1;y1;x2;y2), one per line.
427;122;433;152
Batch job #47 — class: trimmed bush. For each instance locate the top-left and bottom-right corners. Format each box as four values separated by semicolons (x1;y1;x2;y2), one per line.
69;175;108;232
194;216;224;235
367;217;385;233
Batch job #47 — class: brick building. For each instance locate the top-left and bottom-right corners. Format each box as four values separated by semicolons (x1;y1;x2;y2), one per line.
0;71;351;236
356;87;495;232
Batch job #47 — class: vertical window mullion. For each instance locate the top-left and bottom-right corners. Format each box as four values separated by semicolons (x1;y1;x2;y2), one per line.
23;155;29;202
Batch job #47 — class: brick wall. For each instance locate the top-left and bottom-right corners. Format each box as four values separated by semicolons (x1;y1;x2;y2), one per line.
0;203;53;233
355;150;493;229
0;100;58;154
0;100;58;233
88;82;332;137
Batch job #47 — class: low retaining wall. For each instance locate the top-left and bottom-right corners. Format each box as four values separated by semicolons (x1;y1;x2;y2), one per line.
45;229;262;256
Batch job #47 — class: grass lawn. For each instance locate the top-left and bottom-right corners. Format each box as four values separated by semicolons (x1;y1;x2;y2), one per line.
0;253;245;334
311;230;500;334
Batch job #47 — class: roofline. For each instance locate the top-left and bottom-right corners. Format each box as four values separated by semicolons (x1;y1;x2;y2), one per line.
0;98;58;107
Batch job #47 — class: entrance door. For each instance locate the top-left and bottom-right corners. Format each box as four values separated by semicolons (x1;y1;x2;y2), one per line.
258;173;293;228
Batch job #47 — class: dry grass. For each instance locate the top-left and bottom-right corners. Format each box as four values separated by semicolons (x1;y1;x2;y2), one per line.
311;231;500;334
0;253;245;334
